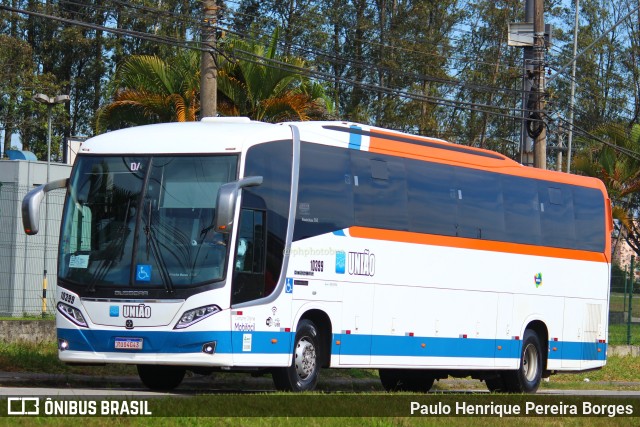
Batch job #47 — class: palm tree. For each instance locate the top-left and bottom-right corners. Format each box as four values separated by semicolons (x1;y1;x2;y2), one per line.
96;51;200;132
217;29;333;122
96;30;332;133
573;123;640;254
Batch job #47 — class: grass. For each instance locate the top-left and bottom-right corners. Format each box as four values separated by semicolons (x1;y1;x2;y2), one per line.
0;341;136;376
1;345;639;426
545;355;640;385
0;342;639;388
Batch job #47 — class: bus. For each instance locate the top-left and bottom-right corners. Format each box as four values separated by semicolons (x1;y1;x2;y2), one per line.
22;118;611;393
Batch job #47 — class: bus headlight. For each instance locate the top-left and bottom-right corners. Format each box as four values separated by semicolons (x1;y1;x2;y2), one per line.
174;305;222;329
57;302;88;327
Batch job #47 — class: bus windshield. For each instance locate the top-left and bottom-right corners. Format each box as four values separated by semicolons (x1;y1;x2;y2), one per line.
58;155;238;290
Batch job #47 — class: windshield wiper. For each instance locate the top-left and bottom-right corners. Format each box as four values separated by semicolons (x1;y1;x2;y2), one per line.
144;200;174;293
87;202;132;293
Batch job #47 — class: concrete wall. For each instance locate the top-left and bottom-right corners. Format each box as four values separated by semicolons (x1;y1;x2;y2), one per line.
0;320;56;343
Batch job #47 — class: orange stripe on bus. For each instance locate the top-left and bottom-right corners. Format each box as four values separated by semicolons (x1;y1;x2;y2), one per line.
348;226;608;263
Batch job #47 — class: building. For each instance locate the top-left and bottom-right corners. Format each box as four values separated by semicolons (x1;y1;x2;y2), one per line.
0;159;71;316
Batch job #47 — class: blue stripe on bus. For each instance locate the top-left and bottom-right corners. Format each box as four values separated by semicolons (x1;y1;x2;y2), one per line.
332;229;346;236
58;328;290;354
546;340;607;361
348;126;362;150
58;328;606;361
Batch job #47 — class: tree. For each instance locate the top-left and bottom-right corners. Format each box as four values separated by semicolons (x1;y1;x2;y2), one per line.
95;50;201;132
0;34;33;156
573;122;640;255
217;29;333;122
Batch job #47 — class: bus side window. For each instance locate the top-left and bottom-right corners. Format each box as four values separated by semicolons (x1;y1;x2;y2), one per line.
231;209;266;304
351;151;409;231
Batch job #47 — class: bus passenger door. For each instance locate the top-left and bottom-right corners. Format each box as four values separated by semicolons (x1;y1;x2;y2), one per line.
339;282;374;365
231;209;267;305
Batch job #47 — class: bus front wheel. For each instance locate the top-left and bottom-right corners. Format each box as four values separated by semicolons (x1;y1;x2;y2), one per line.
137;365;186;390
272;319;320;391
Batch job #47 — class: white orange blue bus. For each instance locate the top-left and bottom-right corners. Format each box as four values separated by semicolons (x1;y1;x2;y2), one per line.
22;118;611;393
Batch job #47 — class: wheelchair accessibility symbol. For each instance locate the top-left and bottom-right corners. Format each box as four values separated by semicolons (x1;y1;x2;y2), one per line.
136;264;152;282
285;278;293;294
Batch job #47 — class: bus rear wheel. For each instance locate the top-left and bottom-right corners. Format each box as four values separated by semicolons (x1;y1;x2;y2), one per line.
379;369;435;392
503;329;543;393
272;319;320;391
137;365;186;391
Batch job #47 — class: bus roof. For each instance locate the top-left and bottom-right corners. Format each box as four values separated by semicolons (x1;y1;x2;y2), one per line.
81;119;607;193
80;120;288;155
290;121;608;193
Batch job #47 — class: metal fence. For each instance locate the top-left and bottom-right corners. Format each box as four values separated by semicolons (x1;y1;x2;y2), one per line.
0;183;65;317
610;263;640;346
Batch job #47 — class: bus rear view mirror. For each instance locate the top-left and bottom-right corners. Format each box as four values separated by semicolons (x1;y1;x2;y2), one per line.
22;178;69;235
214;176;263;234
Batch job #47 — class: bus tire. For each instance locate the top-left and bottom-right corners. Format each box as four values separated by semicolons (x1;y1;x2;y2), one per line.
503;329;543;393
137;365;185;390
379;369;435;392
272;319;320;391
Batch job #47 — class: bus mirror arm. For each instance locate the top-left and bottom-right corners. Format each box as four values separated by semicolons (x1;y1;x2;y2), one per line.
22;178;69;235
213;176;263;234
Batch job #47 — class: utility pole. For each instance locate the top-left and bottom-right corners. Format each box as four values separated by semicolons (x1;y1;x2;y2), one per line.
519;0;534;166
200;0;218;118
532;0;547;169
566;0;580;173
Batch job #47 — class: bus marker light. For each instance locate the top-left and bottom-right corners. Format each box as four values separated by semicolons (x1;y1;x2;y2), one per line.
271;339;278;344
285;328;291;332
497;346;502;351
513;336;520;340
407;332;414;337
346;330;351;335
58;339;69;351
336;340;341;345
598;348;601;352
552;347;557;352
554;337;558;341
234;311;243;316
421;343;426;348
460;334;467;339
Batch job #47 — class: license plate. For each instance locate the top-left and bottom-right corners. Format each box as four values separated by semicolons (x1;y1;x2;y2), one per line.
114;337;143;350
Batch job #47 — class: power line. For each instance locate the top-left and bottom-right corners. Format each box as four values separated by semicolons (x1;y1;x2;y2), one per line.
0;3;554;136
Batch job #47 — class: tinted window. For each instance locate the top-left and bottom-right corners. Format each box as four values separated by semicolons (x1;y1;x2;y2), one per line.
407;160;457;236
454;168;505;240
539;183;576;249
503;176;541;246
294;143;354;241
351;150;409;231
573;187;606;251
292;143;605;253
